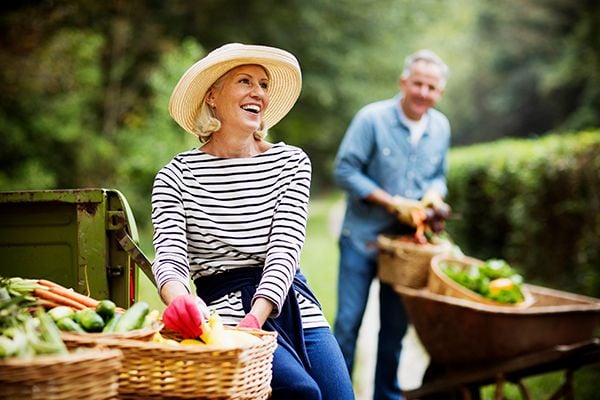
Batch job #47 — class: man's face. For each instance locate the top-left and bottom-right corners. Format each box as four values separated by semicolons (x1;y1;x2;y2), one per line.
399;60;445;120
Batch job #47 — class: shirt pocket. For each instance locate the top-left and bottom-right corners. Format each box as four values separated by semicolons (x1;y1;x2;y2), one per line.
419;154;441;178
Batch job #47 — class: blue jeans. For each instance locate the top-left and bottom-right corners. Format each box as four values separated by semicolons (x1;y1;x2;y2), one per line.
333;236;408;400
271;326;355;400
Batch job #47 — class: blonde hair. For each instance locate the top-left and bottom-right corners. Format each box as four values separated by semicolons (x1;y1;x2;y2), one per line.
192;67;268;143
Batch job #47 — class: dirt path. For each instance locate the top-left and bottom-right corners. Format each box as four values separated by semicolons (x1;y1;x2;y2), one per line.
328;200;430;399
353;280;430;399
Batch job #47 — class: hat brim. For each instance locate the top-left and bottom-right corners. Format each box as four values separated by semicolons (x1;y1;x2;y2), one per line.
169;43;302;135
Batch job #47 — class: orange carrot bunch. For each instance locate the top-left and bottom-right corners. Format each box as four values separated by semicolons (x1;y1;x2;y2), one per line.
34;279;100;310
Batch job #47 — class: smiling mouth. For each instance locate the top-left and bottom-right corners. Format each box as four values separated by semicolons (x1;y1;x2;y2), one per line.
241;104;261;114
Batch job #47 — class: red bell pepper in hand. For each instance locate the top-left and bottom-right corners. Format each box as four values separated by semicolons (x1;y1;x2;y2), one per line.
162;294;208;339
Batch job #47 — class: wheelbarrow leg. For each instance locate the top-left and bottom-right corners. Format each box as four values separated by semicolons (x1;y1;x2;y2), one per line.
459;385;481;400
514;379;531;400
548;369;574;400
494;373;533;400
495;374;535;400
494;374;505;400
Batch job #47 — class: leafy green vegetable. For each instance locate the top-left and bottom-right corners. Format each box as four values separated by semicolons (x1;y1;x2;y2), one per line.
0;277;44;302
1;276;69;358
441;259;526;304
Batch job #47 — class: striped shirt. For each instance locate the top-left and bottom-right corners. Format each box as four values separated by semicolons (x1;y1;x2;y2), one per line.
151;142;328;329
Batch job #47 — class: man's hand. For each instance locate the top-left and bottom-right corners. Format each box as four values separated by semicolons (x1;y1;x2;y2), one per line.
388;195;426;227
162;294;208;339
421;189;452;220
421;189;444;208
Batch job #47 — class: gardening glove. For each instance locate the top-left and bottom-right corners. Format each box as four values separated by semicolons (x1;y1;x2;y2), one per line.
237;313;261;329
388;195;426;227
421;189;452;219
162;294;209;339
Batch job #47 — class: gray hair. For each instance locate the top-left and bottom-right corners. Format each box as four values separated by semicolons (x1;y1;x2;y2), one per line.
193;69;267;143
401;49;449;89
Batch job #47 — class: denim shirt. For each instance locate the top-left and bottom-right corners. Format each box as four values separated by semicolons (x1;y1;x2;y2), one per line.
334;94;451;256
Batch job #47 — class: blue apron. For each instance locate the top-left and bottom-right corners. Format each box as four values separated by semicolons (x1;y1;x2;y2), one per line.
194;267;321;369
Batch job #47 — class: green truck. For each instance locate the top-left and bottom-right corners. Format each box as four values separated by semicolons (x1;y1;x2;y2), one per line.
0;188;155;307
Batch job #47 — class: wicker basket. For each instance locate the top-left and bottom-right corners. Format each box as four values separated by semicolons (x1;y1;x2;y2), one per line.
92;327;277;399
428;254;535;308
0;347;122;400
60;321;163;346
377;234;453;288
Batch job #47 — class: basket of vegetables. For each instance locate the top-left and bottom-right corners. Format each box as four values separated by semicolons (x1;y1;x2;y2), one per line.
107;312;277;400
0;277;123;400
1;346;123;400
377;202;456;288
55;301;163;345
25;279;163;344
428;255;535;307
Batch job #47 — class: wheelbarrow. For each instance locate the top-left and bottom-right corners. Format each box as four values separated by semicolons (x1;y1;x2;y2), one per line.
393;284;600;399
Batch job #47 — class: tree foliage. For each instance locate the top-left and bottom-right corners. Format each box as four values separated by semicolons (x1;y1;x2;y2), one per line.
454;0;600;144
0;0;598;224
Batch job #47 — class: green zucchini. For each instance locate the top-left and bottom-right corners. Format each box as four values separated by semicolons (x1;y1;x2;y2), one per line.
113;301;150;333
56;317;85;333
95;299;116;322
78;308;105;332
72;309;82;324
102;313;122;333
48;306;75;322
35;308;67;355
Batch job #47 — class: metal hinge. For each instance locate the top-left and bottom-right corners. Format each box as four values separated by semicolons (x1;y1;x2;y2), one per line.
107;211;156;287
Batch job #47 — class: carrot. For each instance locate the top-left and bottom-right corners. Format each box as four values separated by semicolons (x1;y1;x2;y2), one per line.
411;209;428;244
38;279;65;290
33;288;87;310
37;278;100;308
48;286;99;308
36;299;63;309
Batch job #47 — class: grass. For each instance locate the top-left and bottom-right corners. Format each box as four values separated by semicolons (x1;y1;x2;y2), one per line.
133;191;599;399
299;191;345;322
480;366;600;399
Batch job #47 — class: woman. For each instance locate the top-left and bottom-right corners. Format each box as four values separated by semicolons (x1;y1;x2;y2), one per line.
151;43;355;400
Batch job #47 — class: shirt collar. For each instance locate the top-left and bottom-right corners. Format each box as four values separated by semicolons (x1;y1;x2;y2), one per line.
393;93;430;134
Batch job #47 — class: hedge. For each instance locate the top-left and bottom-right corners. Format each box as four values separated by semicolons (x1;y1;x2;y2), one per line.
446;130;600;297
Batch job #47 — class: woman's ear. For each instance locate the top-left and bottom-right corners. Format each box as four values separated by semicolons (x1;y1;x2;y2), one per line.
206;90;216;107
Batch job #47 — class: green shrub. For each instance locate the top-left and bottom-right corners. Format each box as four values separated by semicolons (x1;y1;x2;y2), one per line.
446;130;600;297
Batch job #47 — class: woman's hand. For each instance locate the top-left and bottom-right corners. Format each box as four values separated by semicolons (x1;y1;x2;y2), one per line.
237;313;261;329
237;297;272;329
162;294;209;339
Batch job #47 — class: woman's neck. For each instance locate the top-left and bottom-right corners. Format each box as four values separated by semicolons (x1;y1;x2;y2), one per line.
201;133;271;158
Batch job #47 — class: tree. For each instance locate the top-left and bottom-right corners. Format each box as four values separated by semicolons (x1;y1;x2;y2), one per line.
2;0;597;199
457;0;600;144
0;0;434;194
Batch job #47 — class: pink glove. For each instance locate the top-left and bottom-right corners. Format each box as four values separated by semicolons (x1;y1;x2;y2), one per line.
237;313;261;329
162;294;207;339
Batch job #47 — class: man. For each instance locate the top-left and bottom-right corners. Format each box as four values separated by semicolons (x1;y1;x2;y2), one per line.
333;49;451;400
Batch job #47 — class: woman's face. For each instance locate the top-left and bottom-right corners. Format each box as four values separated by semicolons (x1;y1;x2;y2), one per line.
207;64;270;134
399;60;444;120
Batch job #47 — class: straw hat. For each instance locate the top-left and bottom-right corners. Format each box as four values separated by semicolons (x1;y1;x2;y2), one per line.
169;43;302;135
